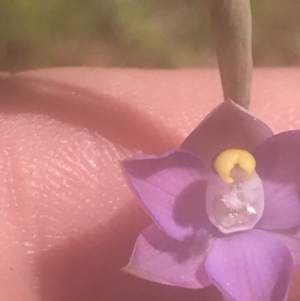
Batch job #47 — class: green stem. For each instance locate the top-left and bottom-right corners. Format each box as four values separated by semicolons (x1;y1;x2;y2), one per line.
208;0;252;109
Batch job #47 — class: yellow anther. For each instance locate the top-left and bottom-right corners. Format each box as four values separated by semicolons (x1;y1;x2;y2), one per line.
214;149;256;183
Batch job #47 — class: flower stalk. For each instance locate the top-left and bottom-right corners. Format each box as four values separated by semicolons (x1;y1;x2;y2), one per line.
208;0;253;109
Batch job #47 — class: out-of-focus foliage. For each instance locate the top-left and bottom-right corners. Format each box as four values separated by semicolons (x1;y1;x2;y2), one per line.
1;0;300;71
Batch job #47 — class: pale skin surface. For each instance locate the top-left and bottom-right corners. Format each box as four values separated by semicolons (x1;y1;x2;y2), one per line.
0;68;300;301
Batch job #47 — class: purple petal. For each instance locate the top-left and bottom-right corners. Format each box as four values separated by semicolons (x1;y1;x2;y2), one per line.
255;131;300;230
205;229;293;301
123;224;213;288
181;100;273;163
271;227;300;269
121;150;213;241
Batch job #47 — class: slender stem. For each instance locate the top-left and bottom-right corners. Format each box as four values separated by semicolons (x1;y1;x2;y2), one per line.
208;0;252;108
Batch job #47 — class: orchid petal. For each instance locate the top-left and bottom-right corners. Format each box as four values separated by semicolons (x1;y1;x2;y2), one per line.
271;227;300;269
123;224;213;289
205;229;293;301
181;100;273;163
121;150;213;241
255;131;300;230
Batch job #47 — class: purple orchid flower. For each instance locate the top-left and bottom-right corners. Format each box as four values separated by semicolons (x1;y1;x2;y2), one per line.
121;100;300;301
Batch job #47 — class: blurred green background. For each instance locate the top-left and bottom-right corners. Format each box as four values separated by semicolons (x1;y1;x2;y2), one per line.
1;0;300;72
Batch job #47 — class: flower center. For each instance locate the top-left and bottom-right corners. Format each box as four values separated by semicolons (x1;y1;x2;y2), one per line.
206;149;264;234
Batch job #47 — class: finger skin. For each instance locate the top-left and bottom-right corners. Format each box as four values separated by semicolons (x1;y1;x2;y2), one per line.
0;68;299;301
